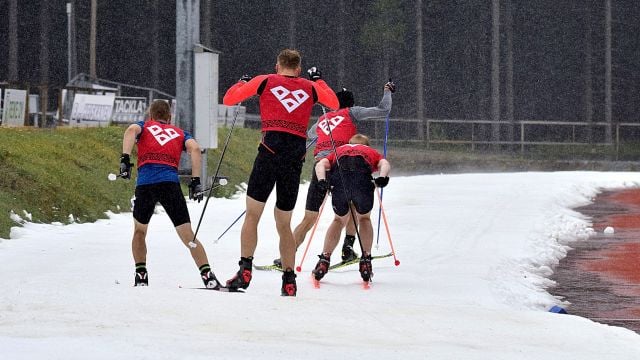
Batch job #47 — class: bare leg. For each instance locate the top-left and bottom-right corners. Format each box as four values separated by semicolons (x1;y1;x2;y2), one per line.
275;207;295;270
357;213;373;255
322;214;348;256
132;220;148;264
292;210;319;249
240;196;266;258
175;223;209;268
345;210;357;237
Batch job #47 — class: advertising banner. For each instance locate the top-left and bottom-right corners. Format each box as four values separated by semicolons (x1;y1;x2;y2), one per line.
69;93;116;127
1;89;27;127
111;97;147;125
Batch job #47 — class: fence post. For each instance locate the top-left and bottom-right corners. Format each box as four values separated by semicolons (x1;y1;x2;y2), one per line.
520;122;525;155
615;123;619;161
471;123;475;152
426;120;430;150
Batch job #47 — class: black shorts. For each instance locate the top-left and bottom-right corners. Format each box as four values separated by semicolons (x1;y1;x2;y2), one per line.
133;182;191;226
330;170;375;217
246;132;306;211
304;161;326;212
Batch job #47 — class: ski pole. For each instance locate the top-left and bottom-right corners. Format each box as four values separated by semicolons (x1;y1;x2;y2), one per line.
215;209;245;243
374;187;400;266
215;138;318;242
376;79;392;249
190;102;242;247
295;195;327;272
193;177;228;198
320;106;366;255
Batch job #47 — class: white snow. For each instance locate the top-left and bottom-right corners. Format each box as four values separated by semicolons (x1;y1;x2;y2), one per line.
2;171;640;359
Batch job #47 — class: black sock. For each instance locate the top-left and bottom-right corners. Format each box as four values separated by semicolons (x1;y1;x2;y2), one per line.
344;235;356;247
135;262;147;273
199;264;211;275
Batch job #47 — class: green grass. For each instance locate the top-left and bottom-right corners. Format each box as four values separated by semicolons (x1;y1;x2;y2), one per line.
0;126;315;239
0;127;135;238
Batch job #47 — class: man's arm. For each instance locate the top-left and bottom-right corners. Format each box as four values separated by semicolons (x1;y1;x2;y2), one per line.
350;88;392;122
315;158;331;180
312;80;339;110
222;75;268;106
377;159;391;178
122;123;142;155
185;138;202;178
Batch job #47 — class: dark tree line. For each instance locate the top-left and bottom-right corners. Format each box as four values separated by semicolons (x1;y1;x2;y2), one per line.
1;0;639;130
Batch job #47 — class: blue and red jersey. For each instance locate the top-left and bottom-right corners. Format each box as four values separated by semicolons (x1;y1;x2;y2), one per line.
134;120;193;186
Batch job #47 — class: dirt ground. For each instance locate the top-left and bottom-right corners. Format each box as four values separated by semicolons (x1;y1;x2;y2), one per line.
551;188;640;333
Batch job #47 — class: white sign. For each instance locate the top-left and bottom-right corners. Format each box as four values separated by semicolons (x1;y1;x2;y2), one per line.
2;89;27;127
111;97;147;125
70;93;116;127
194;50;218;148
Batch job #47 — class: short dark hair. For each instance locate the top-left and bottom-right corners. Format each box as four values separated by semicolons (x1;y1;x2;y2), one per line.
149;100;171;121
336;88;354;108
277;49;301;69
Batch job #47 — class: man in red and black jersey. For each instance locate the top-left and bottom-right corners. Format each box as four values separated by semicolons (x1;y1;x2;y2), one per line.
291;81;394;267
222;49;339;296
119;100;221;289
313;134;391;283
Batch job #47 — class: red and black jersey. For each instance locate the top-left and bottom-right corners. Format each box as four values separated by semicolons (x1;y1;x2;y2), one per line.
258;74;315;138
314;108;357;156
223;74;339;139
136;120;185;168
326;144;383;173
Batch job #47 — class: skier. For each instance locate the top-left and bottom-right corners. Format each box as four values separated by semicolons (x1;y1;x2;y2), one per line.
313;134;391;282
119;99;221;289
222;49;339;296
278;81;395;269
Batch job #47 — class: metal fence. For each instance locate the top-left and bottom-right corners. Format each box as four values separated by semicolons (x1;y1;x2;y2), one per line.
244;115;640;160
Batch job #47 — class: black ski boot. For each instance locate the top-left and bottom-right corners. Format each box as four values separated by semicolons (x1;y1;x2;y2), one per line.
359;254;373;282
134;263;148;286
281;268;297;296
199;264;221;289
312;253;331;281
226;257;253;290
341;235;359;262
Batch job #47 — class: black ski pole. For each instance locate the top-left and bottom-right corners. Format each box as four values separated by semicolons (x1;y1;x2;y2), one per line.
320;106;366;256
190;102;242;247
214;137;318;243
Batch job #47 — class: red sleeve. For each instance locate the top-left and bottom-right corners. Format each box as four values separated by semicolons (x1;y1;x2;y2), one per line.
312;80;339;110
222;75;269;105
326;152;336;165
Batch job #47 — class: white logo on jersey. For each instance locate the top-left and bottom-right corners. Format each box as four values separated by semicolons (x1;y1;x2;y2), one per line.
270;85;310;113
318;115;345;136
148;125;180;146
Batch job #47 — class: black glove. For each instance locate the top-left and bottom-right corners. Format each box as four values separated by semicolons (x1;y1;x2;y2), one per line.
189;177;204;202
384;80;396;93
240;74;252;82
374;176;389;188
317;179;330;196
119;153;132;179
307;67;322;81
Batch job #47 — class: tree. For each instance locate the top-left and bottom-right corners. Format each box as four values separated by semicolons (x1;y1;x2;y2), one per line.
359;0;407;80
8;0;18;82
491;0;500;143
39;0;50;126
582;2;594;143
505;0;515;144
415;0;425;140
